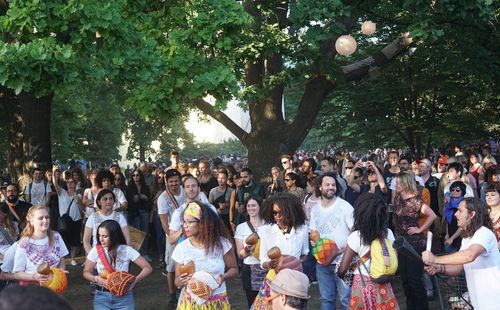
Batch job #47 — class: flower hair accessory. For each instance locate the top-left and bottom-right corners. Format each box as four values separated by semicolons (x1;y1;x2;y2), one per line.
186;202;202;220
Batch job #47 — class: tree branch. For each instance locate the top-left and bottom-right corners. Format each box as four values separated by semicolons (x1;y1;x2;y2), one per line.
342;33;411;81
193;98;249;145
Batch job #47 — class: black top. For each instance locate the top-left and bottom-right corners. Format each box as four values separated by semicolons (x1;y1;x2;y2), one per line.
1;200;32;231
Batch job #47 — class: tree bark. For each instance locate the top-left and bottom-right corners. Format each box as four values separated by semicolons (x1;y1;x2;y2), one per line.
18;91;53;173
193;28;407;179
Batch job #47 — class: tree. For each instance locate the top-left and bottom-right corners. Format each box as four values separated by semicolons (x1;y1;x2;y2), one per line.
130;0;498;178
51;80;126;163
0;0;162;180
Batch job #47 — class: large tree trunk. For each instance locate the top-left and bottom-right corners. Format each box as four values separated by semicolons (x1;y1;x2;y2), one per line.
7;97;25;179
18;91;53;174
139;144;146;162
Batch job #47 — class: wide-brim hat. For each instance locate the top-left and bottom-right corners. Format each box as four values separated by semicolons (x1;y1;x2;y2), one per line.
268;269;310;299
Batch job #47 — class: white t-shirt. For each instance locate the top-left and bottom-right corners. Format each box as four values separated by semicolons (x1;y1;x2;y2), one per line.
157;187;186;224
172;237;232;296
347;229;395;275
58;189;82;221
1;242;18;272
85;211;128;247
309;197;354;264
83;188;98;217
89;188;127;213
234;222;267;265
169;196;217;233
389;175;425;190
460;226;500;309
87;244;140;274
24;181;52;205
444;183;474;198
13;233;69;273
259;224;309;267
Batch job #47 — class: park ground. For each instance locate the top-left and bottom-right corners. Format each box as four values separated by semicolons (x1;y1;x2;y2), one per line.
61;256;442;310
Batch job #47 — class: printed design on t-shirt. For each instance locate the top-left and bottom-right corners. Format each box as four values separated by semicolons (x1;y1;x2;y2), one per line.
19;234;62;267
317;216;340;236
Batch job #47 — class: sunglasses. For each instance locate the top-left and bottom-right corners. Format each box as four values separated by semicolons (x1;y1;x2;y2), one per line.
284;179;292;182
132;174;140;177
450;188;462;192
345;167;353;170
272;210;282;216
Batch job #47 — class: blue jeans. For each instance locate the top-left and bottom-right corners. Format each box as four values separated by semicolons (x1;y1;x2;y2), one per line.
94;290;134;310
316;263;350;310
152;211;165;257
129;209;149;254
303;243;317;282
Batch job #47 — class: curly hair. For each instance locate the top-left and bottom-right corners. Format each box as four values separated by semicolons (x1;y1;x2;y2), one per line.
261;193;306;229
183;202;230;257
95;169;114;188
353;193;388;244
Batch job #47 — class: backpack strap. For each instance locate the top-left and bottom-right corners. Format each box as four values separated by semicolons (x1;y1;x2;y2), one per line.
97;243;115;273
247;221;257;234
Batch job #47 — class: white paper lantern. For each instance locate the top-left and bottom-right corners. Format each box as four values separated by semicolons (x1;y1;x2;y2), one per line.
335;35;357;56
361;21;376;35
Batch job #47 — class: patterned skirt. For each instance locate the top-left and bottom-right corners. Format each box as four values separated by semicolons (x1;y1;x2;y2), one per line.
177;290;230;310
349;274;399;310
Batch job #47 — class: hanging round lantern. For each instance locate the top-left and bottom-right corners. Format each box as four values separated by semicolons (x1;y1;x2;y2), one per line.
335;35;357;56
361;21;376;35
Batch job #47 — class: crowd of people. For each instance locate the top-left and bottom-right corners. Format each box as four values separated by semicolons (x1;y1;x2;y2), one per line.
0;144;498;309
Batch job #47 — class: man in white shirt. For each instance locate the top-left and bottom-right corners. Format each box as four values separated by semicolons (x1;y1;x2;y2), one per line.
157;169;185;306
23;168;51;205
309;172;354;310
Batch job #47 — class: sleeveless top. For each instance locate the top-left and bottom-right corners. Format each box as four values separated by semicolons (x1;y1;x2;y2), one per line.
393;194;426;252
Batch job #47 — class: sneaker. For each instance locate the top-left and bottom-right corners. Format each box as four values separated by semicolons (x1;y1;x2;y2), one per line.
161;271;169;277
143;255;153;262
71;259;78;266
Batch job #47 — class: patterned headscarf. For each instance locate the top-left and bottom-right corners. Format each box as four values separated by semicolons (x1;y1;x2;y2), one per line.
185;202;202;220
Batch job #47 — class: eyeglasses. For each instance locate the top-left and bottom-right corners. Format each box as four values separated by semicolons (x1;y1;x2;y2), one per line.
450;188;462;192
182;219;199;226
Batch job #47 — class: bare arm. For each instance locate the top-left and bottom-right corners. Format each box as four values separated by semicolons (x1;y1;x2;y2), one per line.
83;227;93;255
168;229;183;245
122;226;131;245
159;214;170;235
372;162;387;193
83;259;107;287
130;255;153;290
423;243;486;266
419;204;436;232
216;247;239;285
337;245;355;277
52;169;62;195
